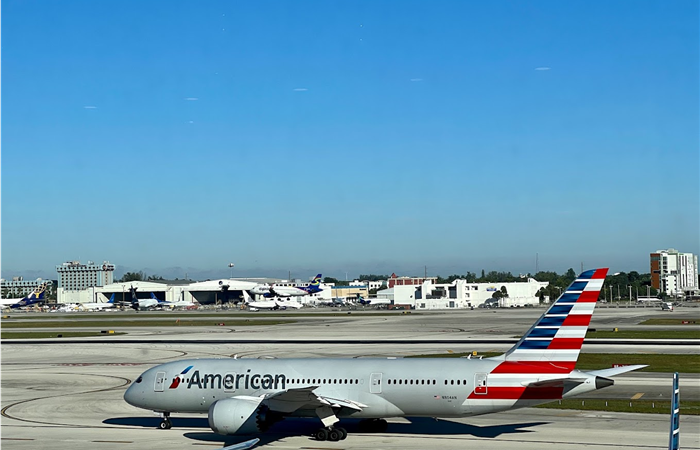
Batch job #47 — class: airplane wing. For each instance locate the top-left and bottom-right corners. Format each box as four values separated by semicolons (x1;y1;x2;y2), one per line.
262;387;367;414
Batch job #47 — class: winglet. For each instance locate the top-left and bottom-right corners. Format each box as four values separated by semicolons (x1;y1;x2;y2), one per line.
219;438;260;450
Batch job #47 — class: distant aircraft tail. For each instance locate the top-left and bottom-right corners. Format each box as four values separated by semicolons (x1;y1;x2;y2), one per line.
303;274;323;294
108;293;116;304
496;268;608;373
11;283;48;308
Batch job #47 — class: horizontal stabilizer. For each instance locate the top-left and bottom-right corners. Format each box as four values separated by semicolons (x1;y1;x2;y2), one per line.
586;365;647;378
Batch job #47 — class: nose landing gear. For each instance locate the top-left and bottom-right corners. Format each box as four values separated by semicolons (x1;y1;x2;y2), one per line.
158;412;172;429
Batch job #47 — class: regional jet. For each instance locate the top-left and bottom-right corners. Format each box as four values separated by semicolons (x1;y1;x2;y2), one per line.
250;274;323;298
0;283;49;309
242;291;302;311
80;293;118;311
128;287;167;310
124;268;646;442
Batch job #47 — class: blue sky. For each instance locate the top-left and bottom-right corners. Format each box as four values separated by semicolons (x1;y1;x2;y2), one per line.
2;0;698;281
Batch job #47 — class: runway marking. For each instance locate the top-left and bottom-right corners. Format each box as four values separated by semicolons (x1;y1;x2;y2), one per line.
92;440;133;444
630;392;645;400
0;373;132;428
1;438;35;441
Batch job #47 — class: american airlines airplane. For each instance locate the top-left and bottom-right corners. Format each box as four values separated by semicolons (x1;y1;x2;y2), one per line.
124;268;646;442
249;274;323;298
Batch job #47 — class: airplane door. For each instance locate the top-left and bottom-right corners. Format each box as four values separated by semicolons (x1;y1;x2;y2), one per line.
474;373;488;395
370;373;383;394
154;371;166;392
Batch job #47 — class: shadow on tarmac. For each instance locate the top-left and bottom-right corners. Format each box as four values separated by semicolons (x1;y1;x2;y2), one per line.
105;416;548;447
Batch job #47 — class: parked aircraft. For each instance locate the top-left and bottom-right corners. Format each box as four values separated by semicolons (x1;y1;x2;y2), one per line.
356;296;390;307
124;268;647;442
0;283;49;309
162;297;199;309
129;287;165;310
80;293;117;311
250;274;323;298
242;291;302;311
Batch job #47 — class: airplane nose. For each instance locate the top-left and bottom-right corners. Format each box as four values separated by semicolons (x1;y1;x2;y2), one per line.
124;375;145;407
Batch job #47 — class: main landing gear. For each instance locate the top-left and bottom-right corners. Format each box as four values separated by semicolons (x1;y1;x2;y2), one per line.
158;412;172;429
314;426;347;441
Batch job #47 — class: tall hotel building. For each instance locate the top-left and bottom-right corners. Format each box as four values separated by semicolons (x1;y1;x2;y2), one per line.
650;249;699;297
56;261;115;303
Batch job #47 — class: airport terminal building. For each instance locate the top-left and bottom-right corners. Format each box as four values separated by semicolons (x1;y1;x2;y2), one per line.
376;277;548;309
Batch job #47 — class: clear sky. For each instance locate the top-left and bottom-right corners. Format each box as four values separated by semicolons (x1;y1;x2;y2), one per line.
2;0;698;281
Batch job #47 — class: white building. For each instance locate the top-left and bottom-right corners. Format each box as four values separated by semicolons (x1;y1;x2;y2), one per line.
651;249;699;297
376;278;548;310
56;261;115;303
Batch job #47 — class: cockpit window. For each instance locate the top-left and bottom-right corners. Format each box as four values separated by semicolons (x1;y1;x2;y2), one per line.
135;376;143;384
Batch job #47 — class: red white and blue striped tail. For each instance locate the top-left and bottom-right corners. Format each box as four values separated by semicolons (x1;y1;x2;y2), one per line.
494;268;608;374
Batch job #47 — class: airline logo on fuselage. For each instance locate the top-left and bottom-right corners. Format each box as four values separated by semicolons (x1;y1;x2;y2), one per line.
178;368;287;391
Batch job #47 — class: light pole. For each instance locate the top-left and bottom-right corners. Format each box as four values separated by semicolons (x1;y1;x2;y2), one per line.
628;285;632;306
610;286;613;304
228;263;235;279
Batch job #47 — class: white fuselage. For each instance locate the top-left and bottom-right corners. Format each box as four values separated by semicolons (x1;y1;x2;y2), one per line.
125;357;601;419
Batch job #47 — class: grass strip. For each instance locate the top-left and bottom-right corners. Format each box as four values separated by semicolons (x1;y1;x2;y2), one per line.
407;352;700;373
1;331;127;339
1;312;405;320
586;330;700;339
1;319;296;328
640;318;700;326
536;398;700;415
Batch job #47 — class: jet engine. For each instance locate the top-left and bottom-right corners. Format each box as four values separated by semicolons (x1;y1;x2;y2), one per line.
208;396;266;435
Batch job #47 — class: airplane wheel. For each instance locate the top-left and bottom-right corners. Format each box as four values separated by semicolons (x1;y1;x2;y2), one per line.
376;419;388;432
336;427;347;440
159;419;171;430
328;428;341;442
315;428;329;441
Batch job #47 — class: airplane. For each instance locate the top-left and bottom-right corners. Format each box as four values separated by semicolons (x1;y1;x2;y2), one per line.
356;296;390;308
161;297;199;309
242;291;302;311
128;287;166;310
124;268;647;442
250;274;324;298
0;283;49;309
80;293;117;311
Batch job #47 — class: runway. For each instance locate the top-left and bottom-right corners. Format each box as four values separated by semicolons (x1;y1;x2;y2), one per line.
2;308;699;449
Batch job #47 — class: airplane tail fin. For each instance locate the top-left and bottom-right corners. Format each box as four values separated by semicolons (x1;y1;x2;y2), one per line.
108;293;115;303
242;290;252;304
494;268;608;373
12;283;48;308
28;283;48;300
303;274;323;293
